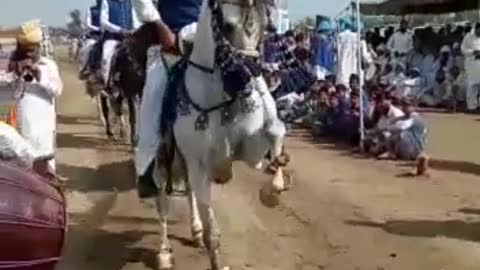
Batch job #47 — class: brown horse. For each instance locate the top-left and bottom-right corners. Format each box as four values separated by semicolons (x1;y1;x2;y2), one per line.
105;23;160;146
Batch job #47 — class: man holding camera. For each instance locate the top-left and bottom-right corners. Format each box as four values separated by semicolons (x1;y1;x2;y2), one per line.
9;20;63;171
461;22;480;112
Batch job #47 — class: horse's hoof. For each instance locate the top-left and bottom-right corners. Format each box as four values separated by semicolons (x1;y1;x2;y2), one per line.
275;154;290;167
157;250;174;270
259;183;280;208
192;232;205;249
283;169;295;191
264;164;277;175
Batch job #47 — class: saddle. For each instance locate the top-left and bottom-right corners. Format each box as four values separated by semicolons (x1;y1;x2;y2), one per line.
0;162;66;270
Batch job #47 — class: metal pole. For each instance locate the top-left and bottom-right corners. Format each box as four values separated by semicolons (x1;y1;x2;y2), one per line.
356;0;365;151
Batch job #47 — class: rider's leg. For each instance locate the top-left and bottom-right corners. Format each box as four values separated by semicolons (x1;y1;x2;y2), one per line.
78;39;96;78
102;40;119;84
135;46;168;198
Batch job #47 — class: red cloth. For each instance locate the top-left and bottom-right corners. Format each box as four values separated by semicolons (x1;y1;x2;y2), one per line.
0;162;66;270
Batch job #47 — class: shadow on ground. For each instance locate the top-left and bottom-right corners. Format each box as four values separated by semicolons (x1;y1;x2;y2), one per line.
57;132;108;150
346;219;480;243
58;159;136;193
398;159;480;177
459;208;480;216
58;114;99;126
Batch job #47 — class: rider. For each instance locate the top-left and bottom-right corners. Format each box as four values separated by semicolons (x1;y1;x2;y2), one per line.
131;0;201;198
79;0;102;79
91;0;141;84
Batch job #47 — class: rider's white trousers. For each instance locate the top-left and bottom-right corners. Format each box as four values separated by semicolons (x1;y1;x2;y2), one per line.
102;40;119;83
78;39;96;72
135;23;198;177
135;46;168;176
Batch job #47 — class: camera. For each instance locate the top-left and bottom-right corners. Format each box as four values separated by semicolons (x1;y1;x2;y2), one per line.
20;66;35;82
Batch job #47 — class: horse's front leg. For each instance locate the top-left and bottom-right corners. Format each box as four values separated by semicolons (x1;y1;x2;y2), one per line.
112;95;127;140
187;161;228;270
100;95;114;140
268;136;292;193
185;182;203;248
154;165;174;269
127;96;139;148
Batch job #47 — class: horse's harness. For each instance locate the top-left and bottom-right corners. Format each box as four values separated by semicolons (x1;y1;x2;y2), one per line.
171;0;271;131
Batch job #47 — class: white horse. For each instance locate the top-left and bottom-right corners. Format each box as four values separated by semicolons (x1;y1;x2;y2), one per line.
151;0;290;269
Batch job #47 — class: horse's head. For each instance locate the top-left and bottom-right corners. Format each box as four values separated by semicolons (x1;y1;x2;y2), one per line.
217;0;274;56
125;23;160;68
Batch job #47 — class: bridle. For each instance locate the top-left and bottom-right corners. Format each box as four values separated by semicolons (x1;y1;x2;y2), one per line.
168;0;272;131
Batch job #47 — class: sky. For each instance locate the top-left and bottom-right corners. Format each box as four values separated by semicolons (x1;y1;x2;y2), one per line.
0;0;354;27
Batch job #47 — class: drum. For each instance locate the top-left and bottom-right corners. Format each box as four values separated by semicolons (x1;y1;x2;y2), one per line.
0;162;66;270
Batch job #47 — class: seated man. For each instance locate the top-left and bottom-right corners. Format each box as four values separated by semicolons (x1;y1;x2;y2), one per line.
365;96;404;156
420;68;449;107
305;88;330;130
382;99;426;160
447;65;466;110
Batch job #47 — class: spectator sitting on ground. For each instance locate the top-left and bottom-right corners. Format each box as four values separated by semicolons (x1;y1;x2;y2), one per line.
381;98;427;160
306;88;330;133
447;65;465;108
421;68;450;107
365;96;405;157
399;68;423;101
320;93;349;138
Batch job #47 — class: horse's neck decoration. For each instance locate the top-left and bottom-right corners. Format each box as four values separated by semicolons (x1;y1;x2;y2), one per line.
209;0;260;96
175;0;273;131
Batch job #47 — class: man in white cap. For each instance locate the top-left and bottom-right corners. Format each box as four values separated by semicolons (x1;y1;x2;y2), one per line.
461;22;480;112
9;20;63;171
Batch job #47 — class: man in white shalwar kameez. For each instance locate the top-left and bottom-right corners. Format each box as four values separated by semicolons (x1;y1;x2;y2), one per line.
336;16;371;87
10;20;63;171
461;23;480;112
387;19;413;68
129;0;201;198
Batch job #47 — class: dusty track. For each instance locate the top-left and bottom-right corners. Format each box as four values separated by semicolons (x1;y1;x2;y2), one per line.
55;51;480;270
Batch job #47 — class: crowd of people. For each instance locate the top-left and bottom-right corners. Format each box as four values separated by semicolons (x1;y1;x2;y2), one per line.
262;17;477;162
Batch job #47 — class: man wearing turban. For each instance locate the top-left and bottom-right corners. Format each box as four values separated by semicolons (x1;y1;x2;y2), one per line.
9;20;63;171
311;18;335;80
336;16;372;87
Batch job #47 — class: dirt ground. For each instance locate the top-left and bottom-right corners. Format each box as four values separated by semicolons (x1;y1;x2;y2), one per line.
54;51;480;270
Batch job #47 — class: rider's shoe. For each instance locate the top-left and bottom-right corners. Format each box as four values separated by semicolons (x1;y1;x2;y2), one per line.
137;163;159;199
